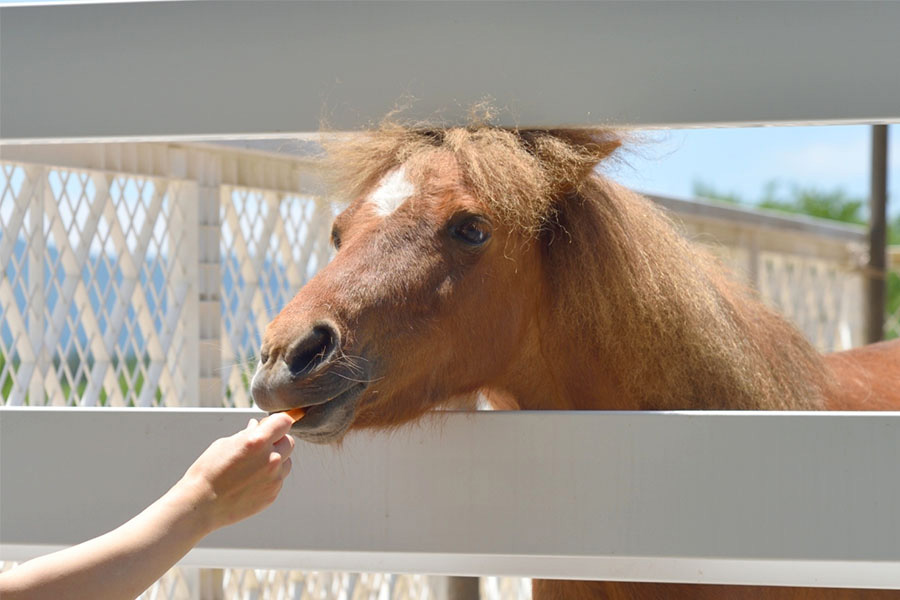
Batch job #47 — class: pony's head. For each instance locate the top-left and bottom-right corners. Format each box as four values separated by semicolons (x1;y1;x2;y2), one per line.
251;125;828;443
250;127;621;442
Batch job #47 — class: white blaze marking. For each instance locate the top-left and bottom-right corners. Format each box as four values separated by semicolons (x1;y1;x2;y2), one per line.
475;392;494;411
368;167;415;217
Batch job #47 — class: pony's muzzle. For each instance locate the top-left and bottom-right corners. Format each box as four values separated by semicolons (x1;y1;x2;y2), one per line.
252;320;344;412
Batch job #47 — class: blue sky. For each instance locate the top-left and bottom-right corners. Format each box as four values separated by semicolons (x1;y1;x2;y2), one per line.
609;124;898;217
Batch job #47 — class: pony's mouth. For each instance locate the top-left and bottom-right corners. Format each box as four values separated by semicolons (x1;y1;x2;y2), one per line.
270;382;367;443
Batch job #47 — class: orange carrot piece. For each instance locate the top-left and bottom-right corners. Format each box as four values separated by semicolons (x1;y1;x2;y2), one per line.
285;407;306;422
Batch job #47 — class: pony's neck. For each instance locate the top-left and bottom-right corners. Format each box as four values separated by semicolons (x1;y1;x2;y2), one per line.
497;332;635;411
497;179;828;412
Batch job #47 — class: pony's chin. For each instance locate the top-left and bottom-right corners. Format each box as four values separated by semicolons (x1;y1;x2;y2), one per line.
280;382;366;444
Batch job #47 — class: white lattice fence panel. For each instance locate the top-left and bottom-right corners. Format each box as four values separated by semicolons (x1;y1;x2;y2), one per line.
757;252;861;353
219;567;530;599
0;161;195;407
1;163;38;404
221;570;449;600
481;577;532;600
140;566;194;600
706;245;753;284
220;186;335;408
677;214;863;353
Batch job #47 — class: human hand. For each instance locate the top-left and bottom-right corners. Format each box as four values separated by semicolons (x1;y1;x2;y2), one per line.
173;412;296;534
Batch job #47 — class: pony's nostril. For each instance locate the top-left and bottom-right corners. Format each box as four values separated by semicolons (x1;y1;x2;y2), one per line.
284;323;339;379
259;350;270;365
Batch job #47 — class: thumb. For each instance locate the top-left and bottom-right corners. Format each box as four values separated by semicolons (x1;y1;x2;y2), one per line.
257;411;294;442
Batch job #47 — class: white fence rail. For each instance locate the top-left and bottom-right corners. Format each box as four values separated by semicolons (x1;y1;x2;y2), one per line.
2;2;900;141
2;407;900;590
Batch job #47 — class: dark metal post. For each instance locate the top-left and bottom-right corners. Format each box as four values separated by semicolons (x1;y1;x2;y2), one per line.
447;576;481;600
866;125;889;344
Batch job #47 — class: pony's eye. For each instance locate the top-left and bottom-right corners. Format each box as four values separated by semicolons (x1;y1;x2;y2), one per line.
451;217;491;246
331;227;342;250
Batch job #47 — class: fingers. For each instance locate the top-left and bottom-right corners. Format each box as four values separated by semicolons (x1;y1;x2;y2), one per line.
272;434;294;460
246;418;259;430
255;412;295;442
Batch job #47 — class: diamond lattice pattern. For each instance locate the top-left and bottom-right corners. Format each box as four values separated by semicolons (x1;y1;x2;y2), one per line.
757;252;860;352
1;163;192;407
220;186;336;407
222;570;459;600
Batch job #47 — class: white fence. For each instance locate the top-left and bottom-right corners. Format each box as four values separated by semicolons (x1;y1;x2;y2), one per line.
1;3;898;597
3;2;899;141
1;142;895;598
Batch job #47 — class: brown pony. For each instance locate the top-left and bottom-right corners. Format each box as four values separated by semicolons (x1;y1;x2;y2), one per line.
251;126;900;599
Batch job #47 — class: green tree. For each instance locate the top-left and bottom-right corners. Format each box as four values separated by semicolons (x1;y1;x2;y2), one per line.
692;180;742;205
888;214;900;339
890;214;900;245
757;181;866;225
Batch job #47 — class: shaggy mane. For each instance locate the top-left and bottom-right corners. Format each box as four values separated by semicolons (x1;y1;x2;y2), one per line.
324;125;624;237
551;177;829;410
325;124;829;411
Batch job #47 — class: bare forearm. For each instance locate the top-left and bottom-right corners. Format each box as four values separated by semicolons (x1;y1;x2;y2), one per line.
0;482;213;600
0;414;294;599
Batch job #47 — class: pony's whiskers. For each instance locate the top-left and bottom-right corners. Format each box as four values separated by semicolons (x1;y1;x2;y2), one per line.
329;350;383;385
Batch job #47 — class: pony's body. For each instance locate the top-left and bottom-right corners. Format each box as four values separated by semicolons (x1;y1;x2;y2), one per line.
252;127;900;599
533;580;900;600
825;341;900;411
